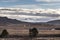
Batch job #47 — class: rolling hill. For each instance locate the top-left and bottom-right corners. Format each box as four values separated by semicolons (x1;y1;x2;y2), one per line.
47;20;60;25
0;17;25;26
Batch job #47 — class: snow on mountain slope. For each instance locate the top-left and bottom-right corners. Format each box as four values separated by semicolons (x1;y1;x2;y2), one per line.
0;8;60;23
0;14;59;23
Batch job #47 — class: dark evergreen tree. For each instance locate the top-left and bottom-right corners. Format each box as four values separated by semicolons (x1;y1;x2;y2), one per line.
0;29;9;37
29;28;38;37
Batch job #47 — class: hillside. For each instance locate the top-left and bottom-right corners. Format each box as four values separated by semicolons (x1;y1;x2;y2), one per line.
0;17;25;26
47;20;60;25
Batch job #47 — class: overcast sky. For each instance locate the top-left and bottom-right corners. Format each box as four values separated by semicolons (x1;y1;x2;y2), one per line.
0;0;60;9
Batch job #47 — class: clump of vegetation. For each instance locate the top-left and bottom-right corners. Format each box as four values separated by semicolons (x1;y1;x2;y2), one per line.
0;29;9;38
29;28;38;37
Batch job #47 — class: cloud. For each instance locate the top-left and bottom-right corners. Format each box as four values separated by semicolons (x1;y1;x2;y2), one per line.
0;0;59;9
9;3;60;9
10;4;40;9
35;0;50;2
0;0;18;2
35;0;60;2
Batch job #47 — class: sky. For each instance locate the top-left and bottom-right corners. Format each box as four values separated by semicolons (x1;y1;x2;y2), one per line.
0;0;60;22
0;0;60;9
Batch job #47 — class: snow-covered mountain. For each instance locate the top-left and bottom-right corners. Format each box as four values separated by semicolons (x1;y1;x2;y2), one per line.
0;8;60;23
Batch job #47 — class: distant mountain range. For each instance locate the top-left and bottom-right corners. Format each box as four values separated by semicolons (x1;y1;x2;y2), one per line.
0;17;23;25
0;17;60;25
47;20;60;25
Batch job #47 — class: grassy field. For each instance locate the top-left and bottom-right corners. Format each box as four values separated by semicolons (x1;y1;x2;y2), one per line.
0;37;60;40
0;23;60;40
